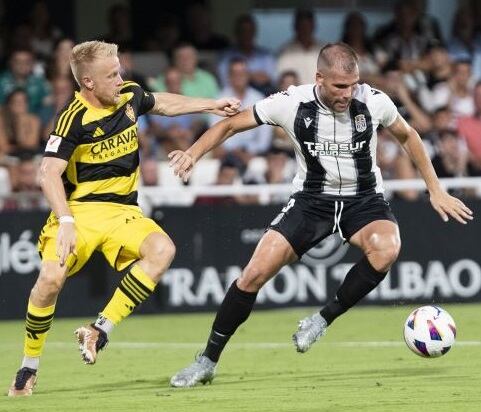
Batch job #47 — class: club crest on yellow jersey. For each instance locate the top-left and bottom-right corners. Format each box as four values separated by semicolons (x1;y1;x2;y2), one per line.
125;103;136;123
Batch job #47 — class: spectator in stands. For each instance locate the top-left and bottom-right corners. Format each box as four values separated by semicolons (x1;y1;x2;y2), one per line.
217;14;276;95
144;13;181;55
374;1;431;70
195;154;245;205
427;60;474;118
150;43;218;98
0;89;41;156
447;5;481;81
28;0;63;61
245;145;294;185
45;37;76;83
422;106;455;158
431;129;468;179
40;76;74;138
410;0;443;44
374;0;442;46
140;157;159;186
184;2;230;51
278;70;300;92
119;47;149;90
277;9;323;85
457;81;481;176
141;67;205;158
415;44;452;110
102;3;132;46
447;6;481;62
210;58;271;166
341;11;381;84
10;153;40;191
0;48;50;115
383;70;432;134
7;24;34;55
376;128;419;200
3;152;46;210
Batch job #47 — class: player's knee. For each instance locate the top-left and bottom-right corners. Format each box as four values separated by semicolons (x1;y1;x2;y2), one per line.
370;236;401;271
160;237;176;263
238;265;269;292
33;271;64;300
146;236;176;267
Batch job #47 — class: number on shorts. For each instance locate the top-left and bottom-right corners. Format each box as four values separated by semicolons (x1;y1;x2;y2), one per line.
281;198;295;213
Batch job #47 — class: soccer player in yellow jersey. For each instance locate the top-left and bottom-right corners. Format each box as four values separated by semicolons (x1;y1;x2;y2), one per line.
7;41;240;397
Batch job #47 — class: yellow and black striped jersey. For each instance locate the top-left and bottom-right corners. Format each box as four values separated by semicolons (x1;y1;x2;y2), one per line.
44;81;155;205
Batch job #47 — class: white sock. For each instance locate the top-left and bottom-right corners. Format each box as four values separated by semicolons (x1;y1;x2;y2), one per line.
94;315;114;335
21;356;40;370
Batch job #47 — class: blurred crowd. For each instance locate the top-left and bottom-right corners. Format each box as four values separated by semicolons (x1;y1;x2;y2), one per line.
1;0;481;209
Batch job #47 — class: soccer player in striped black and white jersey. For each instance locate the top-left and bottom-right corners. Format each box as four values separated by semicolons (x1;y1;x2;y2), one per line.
169;43;473;387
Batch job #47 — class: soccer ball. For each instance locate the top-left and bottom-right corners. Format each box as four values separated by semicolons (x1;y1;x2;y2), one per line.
403;305;456;358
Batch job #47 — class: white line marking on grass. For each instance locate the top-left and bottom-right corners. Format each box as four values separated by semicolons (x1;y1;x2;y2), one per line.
1;341;480;349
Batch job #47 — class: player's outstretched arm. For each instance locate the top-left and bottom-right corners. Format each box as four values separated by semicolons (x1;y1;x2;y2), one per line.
388;114;474;224
150;93;240;117
169;108;259;181
38;157;76;265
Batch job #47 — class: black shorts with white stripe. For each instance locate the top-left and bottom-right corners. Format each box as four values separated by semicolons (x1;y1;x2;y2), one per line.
268;191;397;258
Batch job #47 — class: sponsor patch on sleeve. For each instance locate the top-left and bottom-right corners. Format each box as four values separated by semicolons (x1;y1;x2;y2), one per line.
45;135;62;153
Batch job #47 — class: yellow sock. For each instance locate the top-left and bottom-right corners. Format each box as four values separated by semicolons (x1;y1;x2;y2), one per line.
24;301;55;357
101;265;156;325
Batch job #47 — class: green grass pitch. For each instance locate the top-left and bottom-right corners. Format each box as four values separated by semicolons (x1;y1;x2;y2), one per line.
1;304;480;412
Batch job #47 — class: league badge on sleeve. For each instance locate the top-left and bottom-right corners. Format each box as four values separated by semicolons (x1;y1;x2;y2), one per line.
45;135;62;153
354;114;367;132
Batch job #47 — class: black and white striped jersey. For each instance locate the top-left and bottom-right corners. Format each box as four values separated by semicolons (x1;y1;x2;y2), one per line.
253;83;398;196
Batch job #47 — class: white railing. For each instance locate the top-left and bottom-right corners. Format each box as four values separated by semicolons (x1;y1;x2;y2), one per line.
1;177;480;209
138;177;481;206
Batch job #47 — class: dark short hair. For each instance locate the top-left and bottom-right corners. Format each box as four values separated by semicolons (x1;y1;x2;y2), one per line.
235;14;256;32
438;129;459;140
433;106;450;115
228;57;247;68
5;87;27;104
294;8;314;29
453;58;472;67
279;70;298;79
221;153;244;171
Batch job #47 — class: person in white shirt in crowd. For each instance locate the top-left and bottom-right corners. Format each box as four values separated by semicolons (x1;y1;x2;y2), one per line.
447;5;481;81
210;58;271;166
341;11;382;85
277;9;324;86
427;59;475;118
217;14;276;95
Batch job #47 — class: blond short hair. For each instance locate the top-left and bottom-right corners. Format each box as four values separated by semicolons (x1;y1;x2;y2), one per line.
70;41;118;87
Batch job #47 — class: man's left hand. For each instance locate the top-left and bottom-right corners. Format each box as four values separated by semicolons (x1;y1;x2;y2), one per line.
430;190;474;224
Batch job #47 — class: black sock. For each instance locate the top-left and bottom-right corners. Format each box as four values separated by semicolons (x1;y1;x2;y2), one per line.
320;256;387;325
203;280;257;362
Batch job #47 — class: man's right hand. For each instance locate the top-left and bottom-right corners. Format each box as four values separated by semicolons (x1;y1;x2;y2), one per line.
168;150;196;182
56;221;76;266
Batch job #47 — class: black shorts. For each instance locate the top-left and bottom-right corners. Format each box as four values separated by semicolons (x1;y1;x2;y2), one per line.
269;191;397;258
